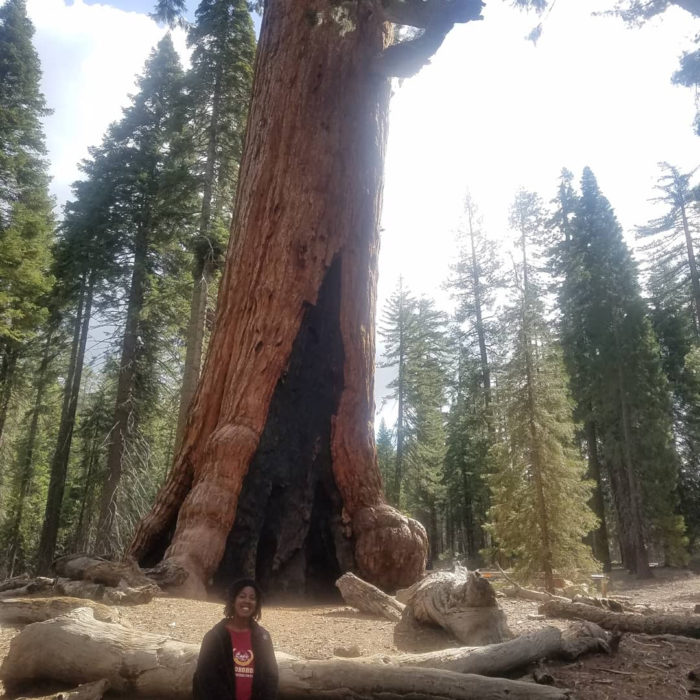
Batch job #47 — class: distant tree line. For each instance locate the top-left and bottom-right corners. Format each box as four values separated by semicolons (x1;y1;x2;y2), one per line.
378;165;700;586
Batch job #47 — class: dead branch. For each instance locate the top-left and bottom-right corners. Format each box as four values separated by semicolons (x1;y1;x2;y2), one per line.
335;572;405;621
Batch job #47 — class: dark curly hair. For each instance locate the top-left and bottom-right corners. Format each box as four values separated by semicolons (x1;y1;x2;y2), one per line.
223;578;263;621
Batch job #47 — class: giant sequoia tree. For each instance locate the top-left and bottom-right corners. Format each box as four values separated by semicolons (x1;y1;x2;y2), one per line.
130;1;485;597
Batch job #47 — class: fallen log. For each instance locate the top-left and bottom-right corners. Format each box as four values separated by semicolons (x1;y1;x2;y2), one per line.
17;679;110;700
0;596;119;624
496;566;570;604
374;622;610;675
0;607;575;699
53;578;105;601
571;594;626;612
398;568;511;648
0;573;31;592
53;577;158;605
540;599;700;638
335;572;404;621
0;576;54;599
52;554;155;589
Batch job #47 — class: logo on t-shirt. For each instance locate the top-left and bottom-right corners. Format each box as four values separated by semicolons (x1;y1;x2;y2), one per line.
234;649;254;670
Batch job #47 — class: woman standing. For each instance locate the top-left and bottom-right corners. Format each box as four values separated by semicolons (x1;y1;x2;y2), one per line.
193;579;279;700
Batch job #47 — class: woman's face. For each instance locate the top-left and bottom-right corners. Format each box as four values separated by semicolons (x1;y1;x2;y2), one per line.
234;585;257;619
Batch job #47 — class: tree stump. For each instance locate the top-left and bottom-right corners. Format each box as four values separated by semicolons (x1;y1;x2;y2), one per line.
395;569;511;650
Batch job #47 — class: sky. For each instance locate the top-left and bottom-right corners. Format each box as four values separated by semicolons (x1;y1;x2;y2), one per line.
26;0;700;422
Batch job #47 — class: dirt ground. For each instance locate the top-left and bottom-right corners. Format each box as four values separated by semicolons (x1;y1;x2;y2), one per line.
1;568;700;699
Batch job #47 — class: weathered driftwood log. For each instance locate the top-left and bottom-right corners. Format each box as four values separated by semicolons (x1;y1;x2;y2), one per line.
1;607;576;699
0;576;54;599
397;569;511;648
373;622;610;675
571;594;626;612
501;586;570;604
335;572;404;621
394;607;456;651
278;657;572;698
53;578;105;601
17;679;110;700
540;600;700;638
0;596;119;624
53;576;158;605
52;554;155;589
0;573;31;592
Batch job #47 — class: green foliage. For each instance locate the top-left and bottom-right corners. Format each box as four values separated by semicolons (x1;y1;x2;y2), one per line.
0;0;54;353
638;163;700;324
376;418;395;493
557;168;683;568
487;190;599;585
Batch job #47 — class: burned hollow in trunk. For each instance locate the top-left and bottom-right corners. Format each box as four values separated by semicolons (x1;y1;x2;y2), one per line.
213;259;354;599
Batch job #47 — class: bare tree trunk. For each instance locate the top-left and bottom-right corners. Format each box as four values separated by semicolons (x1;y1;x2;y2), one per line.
130;1;428;597
6;332;55;575
520;228;555;594
37;273;95;573
0;348;18;449
614;323;651;578
679;199;700;335
97;226;148;556
584;418;611;571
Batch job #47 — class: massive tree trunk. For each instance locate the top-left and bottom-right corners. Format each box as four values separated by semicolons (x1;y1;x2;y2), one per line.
130;0;482;597
37;272;95;574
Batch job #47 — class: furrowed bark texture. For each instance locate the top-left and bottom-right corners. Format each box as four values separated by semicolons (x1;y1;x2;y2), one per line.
130;0;427;596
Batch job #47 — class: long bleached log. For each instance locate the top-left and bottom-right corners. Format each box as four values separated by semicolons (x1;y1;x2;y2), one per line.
335;572;405;621
0;576;54;599
368;622;609;675
0;596;120;624
0;608;574;699
540;600;700;638
52;554;155;589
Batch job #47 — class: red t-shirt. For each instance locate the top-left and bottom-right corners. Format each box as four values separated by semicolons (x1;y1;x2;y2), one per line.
228;627;255;700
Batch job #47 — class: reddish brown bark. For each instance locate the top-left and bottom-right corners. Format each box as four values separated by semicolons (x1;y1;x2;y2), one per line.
130;1;435;596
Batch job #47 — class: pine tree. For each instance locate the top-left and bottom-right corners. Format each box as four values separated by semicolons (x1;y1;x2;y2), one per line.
95;35;197;554
175;0;256;447
637;163;700;334
376;418;395;500
550;167;612;571
487;190;598;592
443;194;501;561
566;168;683;574
403;297;449;562
0;0;54;446
379;280;418;508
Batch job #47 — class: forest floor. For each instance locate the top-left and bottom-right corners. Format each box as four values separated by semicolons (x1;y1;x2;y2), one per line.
1;567;700;699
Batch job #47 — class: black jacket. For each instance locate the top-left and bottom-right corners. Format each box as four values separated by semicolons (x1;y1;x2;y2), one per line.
193;619;279;700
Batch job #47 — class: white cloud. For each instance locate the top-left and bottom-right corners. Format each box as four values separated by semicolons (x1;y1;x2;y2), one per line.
29;0;188;209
